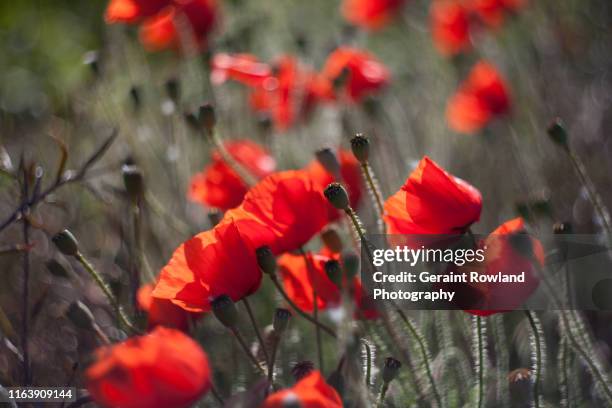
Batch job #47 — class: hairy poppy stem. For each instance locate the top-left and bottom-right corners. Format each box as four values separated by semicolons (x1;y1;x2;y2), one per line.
475;316;486;408
230;327;266;375
74;252;140;334
268;337;279;384
210;384;225;405
378;381;390;406
242;297;270;365
21;167;31;386
362;338;372;386
525;311;542;408
360;163;386;235
299;248;324;371
269;276;337;338
207;129;258;187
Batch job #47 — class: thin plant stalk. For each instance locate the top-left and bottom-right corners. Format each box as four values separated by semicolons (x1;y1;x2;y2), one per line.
230;327;266;376
21;167;31;385
210;384;224;406
360;162;386;235
299;248;324;370
74;252;140;334
268;336;279;384
474;316;486;408
378;382;390;406
207;129;258;187
525;311;543;408
362;339;372;386
242;297;269;365
269;275;337;338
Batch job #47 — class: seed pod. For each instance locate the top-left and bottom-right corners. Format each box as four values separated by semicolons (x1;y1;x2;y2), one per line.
341;250;360;279
256;246;277;276
350;133;370;163
291;360;314;381
122;164;144;204
324;183;350;210
315;148;340;178
321;228;343;253
52;230;79;257
273;308;291;334
165;78;180;102
211;295;239;328
199;103;216;132
324;260;343;287
382;357;402;383
547;118;569;149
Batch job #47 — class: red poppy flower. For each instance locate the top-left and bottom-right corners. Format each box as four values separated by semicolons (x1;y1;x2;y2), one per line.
469;0;526;28
86;327;211;408
105;0;171;23
384;156;482;234
458;218;544;316
341;0;406;30
446;60;511;134
152;207;276;312
249;56;333;131
262;370;342;408
188;140;276;210
137;283;194;330
305;149;363;216
322;47;390;102
240;170;337;254
430;0;472;56
210;53;272;87
278;251;379;319
139;0;219;52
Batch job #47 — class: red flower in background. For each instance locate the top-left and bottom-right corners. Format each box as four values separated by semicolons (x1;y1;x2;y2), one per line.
86;327;211;408
137;283;194;330
105;0;171;23
188;140;276;210
341;0;406;30
322;47;390;102
470;0;527;28
139;0;219;52
455;218;544;316
430;0;472;56
384;156;482;234
240;170;337;253
249;56;333;131
446;60;511;134
210;53;272;87
305;149;363;215
262;370;342;408
152;207;276;312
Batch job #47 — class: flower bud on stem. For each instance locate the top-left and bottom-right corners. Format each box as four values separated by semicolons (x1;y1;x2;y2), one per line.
378;357;402;406
269;308;292;383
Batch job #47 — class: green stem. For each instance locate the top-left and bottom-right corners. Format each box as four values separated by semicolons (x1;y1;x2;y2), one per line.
360;163;386;235
378;381;390;406
525;311;542;408
208;129;258;187
268;336;279;384
362;339;372;386
299;248;324;370
242;297;270;366
475;316;485;408
75;252;140;334
231;327;266;375
269;275;337;338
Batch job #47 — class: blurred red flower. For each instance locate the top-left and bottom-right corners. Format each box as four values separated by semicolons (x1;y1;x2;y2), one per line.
241;170;337;253
262;370;342;407
341;0;406;30
137;283;194;330
304;149;363;215
322;47;390;102
105;0;171;23
188;140;276;210
458;217;544;316
210;53;272;87
469;0;527;28
430;0;472;56
138;0;219;52
384;156;482;234
249;56;333;131
446;60;511;134
152;207;275;312
86;327;211;408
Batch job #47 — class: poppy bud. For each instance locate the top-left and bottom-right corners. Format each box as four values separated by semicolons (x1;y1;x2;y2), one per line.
315;148;341;178
382;357;401;383
291;360;314;381
341;250;360;279
83;50;100;77
184;112;200;130
129;86;142;112
324;183;350;210
333;67;351;91
547;118;569;149
122;164;144;204
211;295;239;328
52;229;79;257
321;228;343;253
553;221;573;234
273;308;292;334
165;78;180;102
350;133;370;163
46;259;69;278
256;246;277;276
208;209;223;227
199;103;216;132
324;260;343;287
66;301;95;330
